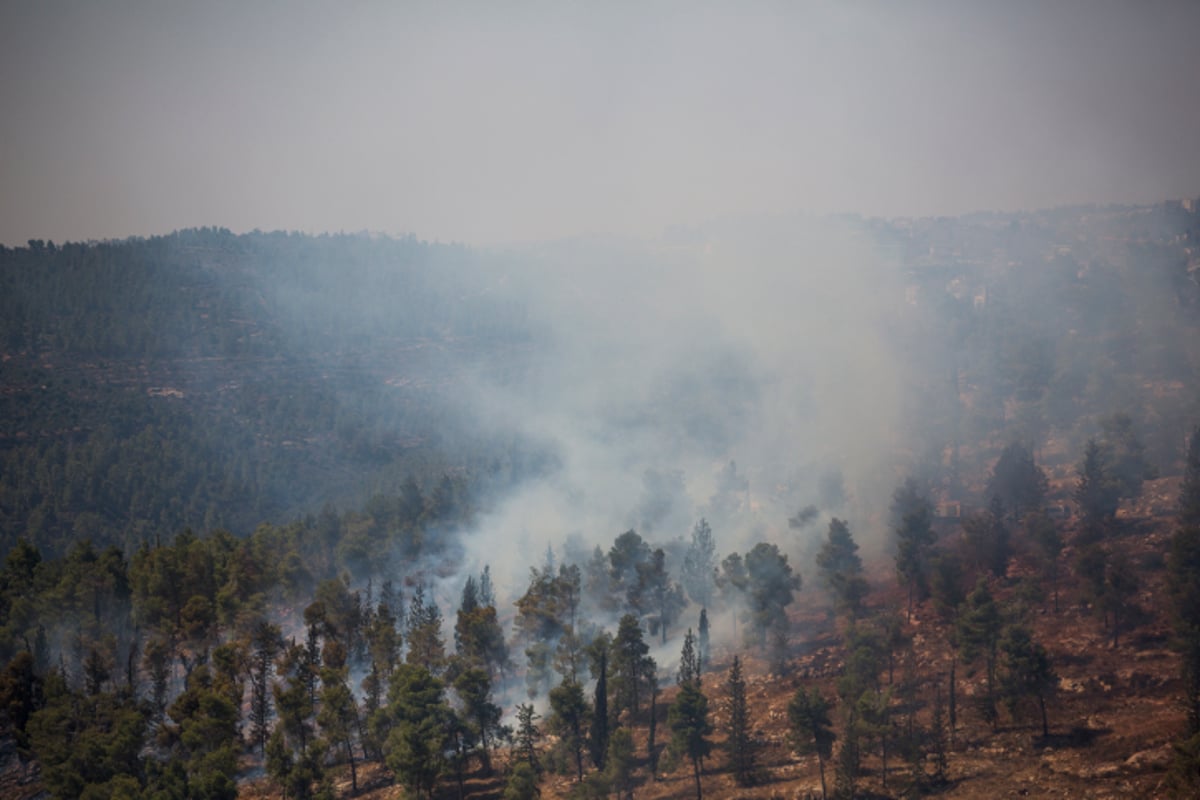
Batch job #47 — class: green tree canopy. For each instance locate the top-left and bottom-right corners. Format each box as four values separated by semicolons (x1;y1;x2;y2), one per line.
985;442;1048;524
743;542;800;649
816;518;868;619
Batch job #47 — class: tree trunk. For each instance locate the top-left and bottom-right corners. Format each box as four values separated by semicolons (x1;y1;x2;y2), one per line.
986;651;998;731
1052;561;1059;613
948;660;957;749
817;752;827;800
881;735;888;788
692;756;703;800
1039;693;1049;738
344;738;358;794
648;690;658;778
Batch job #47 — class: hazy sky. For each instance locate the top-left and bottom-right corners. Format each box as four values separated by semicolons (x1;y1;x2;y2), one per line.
2;1;1199;246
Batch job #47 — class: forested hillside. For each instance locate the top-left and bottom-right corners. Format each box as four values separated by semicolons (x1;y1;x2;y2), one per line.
0;229;545;556
3;201;1200;798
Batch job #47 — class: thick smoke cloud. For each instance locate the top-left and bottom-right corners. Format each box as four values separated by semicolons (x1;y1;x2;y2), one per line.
450;217;910;600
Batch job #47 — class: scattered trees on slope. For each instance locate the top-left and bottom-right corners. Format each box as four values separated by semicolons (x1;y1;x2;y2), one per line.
6;418;1200;800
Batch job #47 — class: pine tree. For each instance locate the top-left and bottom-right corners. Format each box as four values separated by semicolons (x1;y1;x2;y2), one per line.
678;629;701;687
1075;438;1121;541
838;624;883;702
857;686;894;789
999;624;1056;737
1102;556;1139;648
589;648;609;769
816;518;868;619
1100;412;1156;502
548;678;589;780
502;762;540;800
271;642;324;799
381;664;452;800
162;664;242;800
515;563;577;696
515;703;542;773
668;678;712;799
302;621;322;708
962;496;1010;578
726;655;756;785
1027;511;1063;612
611;614;651;718
956;580;1003;730
454;667;504;775
698;608;711;670
554;628;588;685
248;619;282;756
880;612;910;687
788;686;835;800
929;550;968;623
833;708;860;800
743;542;801;649
317;642;361;793
478;565;496;608
455;600;509;680
893;487;935;621
682;518;718;609
405;584;445;674
0;652;42;753
380;579;402;621
640;548;686;644
718;552;749;638
606;728;637;800
609;530;652;615
363;593;401;714
985;441;1048;524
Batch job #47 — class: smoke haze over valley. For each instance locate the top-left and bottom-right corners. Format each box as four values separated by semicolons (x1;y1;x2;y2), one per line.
4;3;1200;799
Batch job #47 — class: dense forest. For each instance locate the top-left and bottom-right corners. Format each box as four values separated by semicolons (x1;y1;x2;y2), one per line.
0;229;548;556
3;200;1200;798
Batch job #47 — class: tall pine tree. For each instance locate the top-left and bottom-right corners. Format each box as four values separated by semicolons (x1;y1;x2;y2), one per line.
726;655;756;785
669;631;712;799
788;686;835;800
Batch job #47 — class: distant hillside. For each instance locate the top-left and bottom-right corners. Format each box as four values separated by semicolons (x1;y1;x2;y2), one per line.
2;202;1200;558
0;229;544;555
